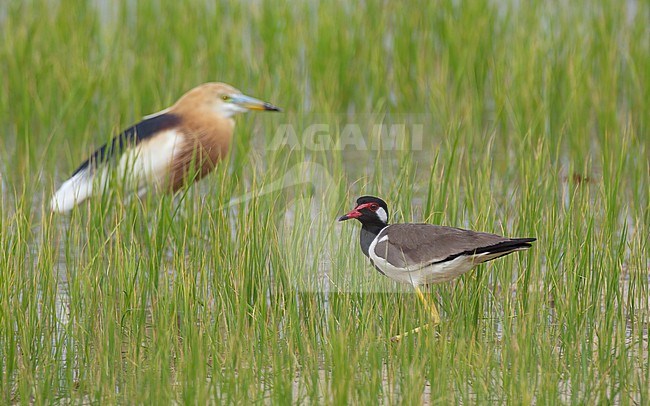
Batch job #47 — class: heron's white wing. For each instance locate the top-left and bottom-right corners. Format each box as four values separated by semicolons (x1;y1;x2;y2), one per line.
50;129;184;213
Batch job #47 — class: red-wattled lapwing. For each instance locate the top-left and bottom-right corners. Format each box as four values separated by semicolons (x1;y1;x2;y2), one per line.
338;195;536;341
50;82;281;213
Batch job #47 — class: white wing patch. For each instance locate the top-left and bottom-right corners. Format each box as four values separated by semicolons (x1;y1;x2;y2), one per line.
50;129;184;213
49;170;94;213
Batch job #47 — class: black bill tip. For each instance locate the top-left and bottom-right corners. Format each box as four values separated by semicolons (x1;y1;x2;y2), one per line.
264;103;282;112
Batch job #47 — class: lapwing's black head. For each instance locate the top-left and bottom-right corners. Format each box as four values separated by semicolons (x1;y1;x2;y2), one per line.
338;195;389;226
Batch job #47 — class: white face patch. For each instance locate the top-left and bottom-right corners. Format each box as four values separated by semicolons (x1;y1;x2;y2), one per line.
216;101;248;118
376;207;388;223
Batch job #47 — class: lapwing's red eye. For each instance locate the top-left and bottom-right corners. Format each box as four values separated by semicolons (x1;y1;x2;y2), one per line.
369;203;379;211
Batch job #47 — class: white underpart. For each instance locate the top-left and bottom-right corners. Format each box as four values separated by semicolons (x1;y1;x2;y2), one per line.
368;234;519;287
376;207;388;223
50;130;183;213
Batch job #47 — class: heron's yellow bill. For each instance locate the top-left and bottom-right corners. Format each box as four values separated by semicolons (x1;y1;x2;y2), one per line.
232;94;282;111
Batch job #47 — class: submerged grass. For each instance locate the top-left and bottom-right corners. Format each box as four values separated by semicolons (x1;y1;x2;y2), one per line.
1;0;648;403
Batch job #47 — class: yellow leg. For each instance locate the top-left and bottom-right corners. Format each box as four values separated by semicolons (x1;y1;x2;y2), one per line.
414;285;441;325
390;286;441;342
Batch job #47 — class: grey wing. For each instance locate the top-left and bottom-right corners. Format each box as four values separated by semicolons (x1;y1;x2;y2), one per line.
374;224;514;268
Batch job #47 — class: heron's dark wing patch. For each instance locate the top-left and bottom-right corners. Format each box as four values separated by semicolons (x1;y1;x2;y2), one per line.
71;113;181;176
373;224;535;268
